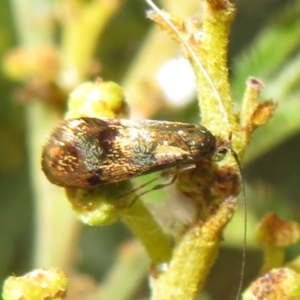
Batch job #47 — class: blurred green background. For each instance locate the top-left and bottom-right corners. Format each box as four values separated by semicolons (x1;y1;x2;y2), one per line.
1;0;300;299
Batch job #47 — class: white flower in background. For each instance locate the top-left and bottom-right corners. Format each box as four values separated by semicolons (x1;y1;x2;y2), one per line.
156;56;196;107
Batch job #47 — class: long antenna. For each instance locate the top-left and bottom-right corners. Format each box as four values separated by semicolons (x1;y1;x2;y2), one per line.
230;149;247;300
145;0;231;133
145;1;246;300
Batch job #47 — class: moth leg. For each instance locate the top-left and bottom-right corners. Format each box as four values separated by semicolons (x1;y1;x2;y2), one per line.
117;174;168;199
145;163;195;194
119;163;196;203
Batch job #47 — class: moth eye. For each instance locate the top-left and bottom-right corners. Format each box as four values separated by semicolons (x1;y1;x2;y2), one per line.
212;148;227;161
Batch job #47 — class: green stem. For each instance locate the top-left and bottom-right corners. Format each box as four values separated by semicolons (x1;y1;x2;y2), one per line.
262;246;285;272
194;2;237;139
121;200;172;265
59;0;123;86
150;198;237;300
9;0;78;268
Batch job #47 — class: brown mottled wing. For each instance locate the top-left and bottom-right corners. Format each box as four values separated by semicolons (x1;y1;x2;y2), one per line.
41;117;215;189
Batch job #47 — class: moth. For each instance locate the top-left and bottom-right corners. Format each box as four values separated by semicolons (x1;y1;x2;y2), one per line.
41;117;228;190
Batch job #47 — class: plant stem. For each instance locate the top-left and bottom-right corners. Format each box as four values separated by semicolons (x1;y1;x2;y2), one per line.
9;0;78;268
150;198;237;300
122;199;172;265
